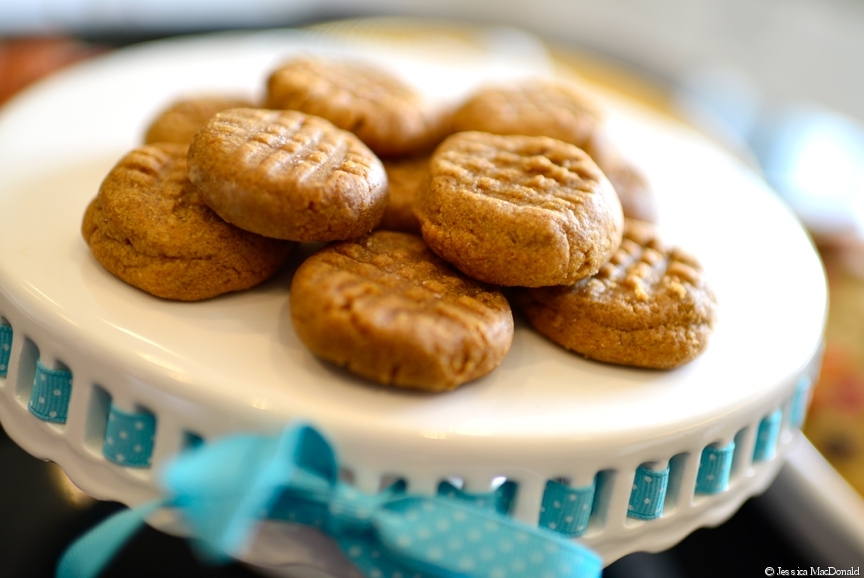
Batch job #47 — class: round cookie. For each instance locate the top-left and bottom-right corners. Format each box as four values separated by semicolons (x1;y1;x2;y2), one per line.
453;81;658;222
187;108;388;241
82;142;292;301
515;219;717;369
452;80;603;149
377;155;429;234
290;231;514;392
265;55;450;158
415;131;624;287
603;160;657;223
143;95;256;145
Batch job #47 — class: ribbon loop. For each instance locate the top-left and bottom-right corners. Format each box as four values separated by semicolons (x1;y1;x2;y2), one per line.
57;422;603;578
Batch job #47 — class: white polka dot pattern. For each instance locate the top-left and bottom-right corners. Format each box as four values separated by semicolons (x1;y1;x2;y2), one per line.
210;425;601;578
695;442;734;495
103;405;156;468
627;465;668;520
59;423;605;578
371;497;602;578
27;359;72;423
539;479;594;536
753;409;783;463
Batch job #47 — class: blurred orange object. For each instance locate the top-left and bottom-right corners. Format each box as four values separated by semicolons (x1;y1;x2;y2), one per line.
0;36;104;106
805;248;864;498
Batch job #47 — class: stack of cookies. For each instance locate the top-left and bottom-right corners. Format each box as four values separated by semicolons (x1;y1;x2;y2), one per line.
82;54;717;392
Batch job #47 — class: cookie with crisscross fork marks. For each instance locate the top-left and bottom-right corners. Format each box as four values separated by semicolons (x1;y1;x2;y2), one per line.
452;81;658;223
187;108;388;241
415;131;623;287
82;142;292;301
515;219;717;369
452;80;603;150
266;56;451;158
290;231;513;391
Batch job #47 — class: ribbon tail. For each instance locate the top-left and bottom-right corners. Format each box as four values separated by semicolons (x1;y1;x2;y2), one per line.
56;498;164;578
373;497;603;578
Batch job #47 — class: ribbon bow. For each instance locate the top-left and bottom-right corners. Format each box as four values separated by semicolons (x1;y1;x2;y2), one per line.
58;423;602;578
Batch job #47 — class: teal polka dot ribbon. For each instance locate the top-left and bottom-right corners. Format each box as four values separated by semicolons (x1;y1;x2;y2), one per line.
103;405;156;468
539;480;595;537
28;360;72;423
0;324;12;377
753;409;783;462
789;376;811;428
57;423;603;578
627;465;669;520
695;443;734;495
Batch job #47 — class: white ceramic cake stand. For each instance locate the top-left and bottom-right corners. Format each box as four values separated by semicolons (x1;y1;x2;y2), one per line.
0;23;826;575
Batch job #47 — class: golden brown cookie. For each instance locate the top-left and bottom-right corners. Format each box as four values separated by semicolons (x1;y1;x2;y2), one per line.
452;80;603;150
453;81;658;222
603;160;657;223
143;95;256;145
580;129;658;223
415;131;623;287
265;55;450;158
377;156;429;234
515;219;717;369
82;142;292;301
290;231;514;392
187;108;388;241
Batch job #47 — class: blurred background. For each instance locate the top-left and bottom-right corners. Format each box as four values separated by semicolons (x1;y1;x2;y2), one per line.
2;1;864;576
4;0;864;119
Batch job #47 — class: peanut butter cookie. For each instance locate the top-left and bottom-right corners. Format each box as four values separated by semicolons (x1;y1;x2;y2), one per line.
453;81;658;222
82;142;292;301
143;95;255;145
265;56;450;157
515;219;717;369
290;231;514;392
415;132;623;287
377;156;429;234
187;108;388;241
452;80;603;149
603;160;657;223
